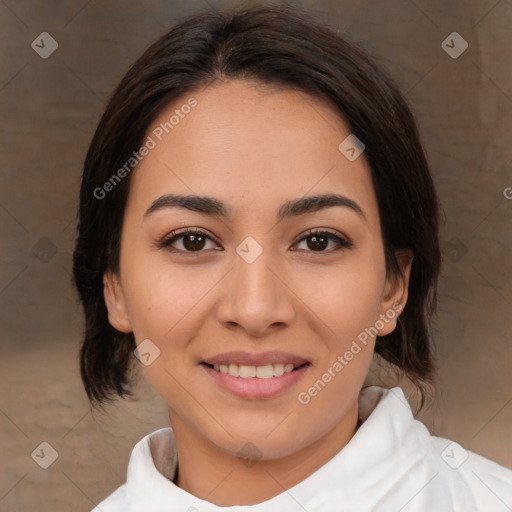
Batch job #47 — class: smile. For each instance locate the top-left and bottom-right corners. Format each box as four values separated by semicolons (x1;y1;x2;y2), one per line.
205;362;303;379
200;362;311;399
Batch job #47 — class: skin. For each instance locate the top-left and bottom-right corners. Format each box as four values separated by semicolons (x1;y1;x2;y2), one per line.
103;79;413;506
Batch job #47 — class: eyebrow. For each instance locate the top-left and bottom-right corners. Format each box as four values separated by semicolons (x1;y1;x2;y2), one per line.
143;193;366;222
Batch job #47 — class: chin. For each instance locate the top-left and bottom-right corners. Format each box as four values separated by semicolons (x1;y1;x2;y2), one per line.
209;424;309;462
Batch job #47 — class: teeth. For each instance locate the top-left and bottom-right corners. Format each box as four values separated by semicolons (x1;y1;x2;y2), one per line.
273;363;285;376
239;365;256;378
212;362;299;378
256;365;273;378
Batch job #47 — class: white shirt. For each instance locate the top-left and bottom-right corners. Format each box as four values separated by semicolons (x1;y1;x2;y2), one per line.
92;386;512;511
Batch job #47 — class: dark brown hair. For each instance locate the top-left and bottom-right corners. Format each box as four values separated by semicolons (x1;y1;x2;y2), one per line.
72;4;441;409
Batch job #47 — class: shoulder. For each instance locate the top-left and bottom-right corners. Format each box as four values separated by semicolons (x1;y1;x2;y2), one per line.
360;387;512;511
89;427;175;512
90;483;128;511
400;414;512;511
422;433;512;510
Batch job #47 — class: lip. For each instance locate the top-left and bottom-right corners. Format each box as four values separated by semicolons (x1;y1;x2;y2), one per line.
201;362;311;399
201;350;310;367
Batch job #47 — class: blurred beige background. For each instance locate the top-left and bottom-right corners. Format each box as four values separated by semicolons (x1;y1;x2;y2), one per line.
1;0;511;510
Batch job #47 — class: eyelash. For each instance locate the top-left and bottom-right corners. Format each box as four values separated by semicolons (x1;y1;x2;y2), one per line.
157;227;353;255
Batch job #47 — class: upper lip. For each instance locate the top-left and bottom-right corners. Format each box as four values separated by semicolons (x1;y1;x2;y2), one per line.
202;351;310;367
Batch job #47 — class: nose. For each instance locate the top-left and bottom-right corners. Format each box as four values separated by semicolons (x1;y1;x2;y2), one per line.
216;247;296;337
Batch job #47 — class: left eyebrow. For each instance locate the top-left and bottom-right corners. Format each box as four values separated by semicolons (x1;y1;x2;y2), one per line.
143;193;366;222
277;194;366;222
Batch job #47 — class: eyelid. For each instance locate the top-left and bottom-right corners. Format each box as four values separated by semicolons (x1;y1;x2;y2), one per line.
157;227;220;252
292;228;353;250
158;227;353;254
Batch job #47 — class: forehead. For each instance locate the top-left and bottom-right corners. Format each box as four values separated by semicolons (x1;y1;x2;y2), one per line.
127;79;378;223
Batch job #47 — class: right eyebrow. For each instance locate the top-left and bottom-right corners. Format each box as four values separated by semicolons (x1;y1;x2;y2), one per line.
144;194;230;219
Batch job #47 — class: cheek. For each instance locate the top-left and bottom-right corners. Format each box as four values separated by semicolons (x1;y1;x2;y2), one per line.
298;257;385;340
120;259;208;397
121;250;217;339
291;265;382;436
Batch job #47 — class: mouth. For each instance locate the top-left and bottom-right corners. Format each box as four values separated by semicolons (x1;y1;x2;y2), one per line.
199;352;311;399
201;361;310;379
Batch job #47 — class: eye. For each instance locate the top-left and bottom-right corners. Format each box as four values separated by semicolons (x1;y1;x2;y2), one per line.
158;228;219;254
293;229;353;253
158;228;353;255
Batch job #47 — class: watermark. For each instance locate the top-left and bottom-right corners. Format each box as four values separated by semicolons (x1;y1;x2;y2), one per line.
504;187;512;200
338;134;365;161
297;302;402;405
31;32;58;59
237;442;263;468
441;441;468;469
31;441;59;469
134;338;161;366
93;97;198;200
444;236;468;263
236;236;263;263
30;236;57;263
441;32;468;59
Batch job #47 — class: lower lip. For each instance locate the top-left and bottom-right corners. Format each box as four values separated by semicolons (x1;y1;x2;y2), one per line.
200;363;310;399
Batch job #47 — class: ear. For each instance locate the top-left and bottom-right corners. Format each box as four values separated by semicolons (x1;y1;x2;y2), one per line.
377;249;413;336
103;271;133;333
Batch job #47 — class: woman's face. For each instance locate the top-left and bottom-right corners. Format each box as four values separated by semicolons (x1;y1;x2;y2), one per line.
104;79;411;460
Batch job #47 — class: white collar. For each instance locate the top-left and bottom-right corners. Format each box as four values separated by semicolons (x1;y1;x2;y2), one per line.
123;385;430;510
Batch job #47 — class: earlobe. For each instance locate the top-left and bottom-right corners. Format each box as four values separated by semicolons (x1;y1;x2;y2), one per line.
103;271;133;333
377;250;413;336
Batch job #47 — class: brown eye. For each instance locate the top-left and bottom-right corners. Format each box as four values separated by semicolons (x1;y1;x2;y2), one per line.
306;234;329;251
181;232;207;251
294;230;353;253
159;229;218;253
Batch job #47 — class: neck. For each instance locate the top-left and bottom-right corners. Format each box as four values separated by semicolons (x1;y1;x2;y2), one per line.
169;405;360;507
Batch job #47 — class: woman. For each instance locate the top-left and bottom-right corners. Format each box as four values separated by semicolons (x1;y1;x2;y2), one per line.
72;4;512;511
